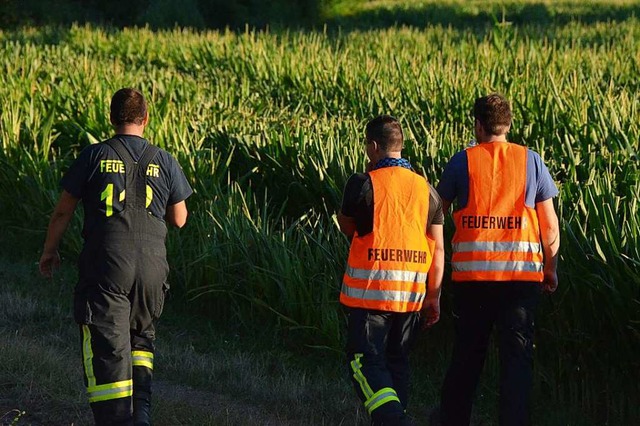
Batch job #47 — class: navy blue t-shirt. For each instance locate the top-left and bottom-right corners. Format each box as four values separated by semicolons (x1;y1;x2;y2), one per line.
436;144;558;209
61;135;193;236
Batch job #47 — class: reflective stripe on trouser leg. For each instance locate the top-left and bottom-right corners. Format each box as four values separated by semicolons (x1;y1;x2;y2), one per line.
132;350;154;370
87;379;133;403
350;353;401;415
82;325;97;388
82;325;133;403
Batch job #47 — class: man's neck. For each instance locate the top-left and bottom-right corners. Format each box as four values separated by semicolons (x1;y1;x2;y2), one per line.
114;124;145;137
381;151;402;160
478;135;508;143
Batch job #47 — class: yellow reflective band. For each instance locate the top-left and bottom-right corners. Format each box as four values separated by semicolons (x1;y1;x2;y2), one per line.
87;379;133;403
350;353;373;399
81;325;96;388
365;387;400;414
132;351;154;370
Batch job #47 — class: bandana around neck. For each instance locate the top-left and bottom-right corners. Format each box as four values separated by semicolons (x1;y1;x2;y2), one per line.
373;157;413;170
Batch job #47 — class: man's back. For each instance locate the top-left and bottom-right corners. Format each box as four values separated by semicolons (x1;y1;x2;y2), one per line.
61;135;192;246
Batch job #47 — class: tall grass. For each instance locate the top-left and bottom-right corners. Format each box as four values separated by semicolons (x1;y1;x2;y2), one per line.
0;10;638;423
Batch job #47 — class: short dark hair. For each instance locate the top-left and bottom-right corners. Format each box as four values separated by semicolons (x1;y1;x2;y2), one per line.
365;115;403;152
474;93;511;135
110;88;147;126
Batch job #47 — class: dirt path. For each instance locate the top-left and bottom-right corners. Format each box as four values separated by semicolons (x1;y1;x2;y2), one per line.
153;380;293;426
0;258;360;426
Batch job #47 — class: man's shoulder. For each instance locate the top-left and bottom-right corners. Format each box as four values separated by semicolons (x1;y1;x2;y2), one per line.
342;173;370;205
524;148;549;175
427;182;441;198
448;150;468;167
525;147;544;163
440;150;468;179
346;172;370;185
75;140;111;161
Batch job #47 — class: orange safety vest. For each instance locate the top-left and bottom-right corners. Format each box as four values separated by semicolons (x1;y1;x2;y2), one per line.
340;167;435;312
451;142;543;282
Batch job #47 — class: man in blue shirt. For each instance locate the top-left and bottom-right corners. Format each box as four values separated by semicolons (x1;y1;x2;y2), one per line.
435;94;560;425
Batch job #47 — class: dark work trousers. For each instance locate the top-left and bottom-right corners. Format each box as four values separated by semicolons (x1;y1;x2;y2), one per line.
440;281;542;426
346;307;422;426
74;139;168;426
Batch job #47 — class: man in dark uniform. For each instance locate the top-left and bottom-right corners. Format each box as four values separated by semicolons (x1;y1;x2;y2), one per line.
39;88;193;426
338;115;445;425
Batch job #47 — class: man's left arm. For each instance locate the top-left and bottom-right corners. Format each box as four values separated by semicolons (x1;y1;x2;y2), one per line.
422;223;444;327
39;190;79;278
421;185;446;328
532;152;560;293
166;201;188;228
165;154;193;228
536;198;560;293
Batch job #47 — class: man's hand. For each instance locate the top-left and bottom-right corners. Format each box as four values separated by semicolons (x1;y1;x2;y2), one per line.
39;250;61;278
39;190;78;279
542;268;558;294
421;297;440;329
337;211;357;238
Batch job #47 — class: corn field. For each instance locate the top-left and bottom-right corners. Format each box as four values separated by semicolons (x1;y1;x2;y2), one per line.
0;2;638;423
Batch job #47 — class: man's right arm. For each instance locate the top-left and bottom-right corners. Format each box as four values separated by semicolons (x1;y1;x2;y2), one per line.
39;190;79;278
536;198;560;293
337;211;357;238
337;173;367;239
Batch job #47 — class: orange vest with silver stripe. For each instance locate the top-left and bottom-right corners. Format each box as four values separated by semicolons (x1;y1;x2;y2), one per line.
452;142;543;282
340;167;435;312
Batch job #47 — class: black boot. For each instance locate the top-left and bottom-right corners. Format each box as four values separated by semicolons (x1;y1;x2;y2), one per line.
91;398;134;426
133;365;153;426
133;389;152;426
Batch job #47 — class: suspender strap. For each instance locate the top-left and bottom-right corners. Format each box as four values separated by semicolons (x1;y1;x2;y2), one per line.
134;143;159;210
105;138;159;210
105;138;135;165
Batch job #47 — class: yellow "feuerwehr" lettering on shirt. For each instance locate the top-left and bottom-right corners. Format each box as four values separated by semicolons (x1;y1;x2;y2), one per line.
100;160;160;177
146;164;160;177
100;159;125;174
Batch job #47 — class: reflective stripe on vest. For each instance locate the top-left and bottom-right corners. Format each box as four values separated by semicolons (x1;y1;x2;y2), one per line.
453;260;543;273
451;143;543;282
341;281;426;305
452;241;541;253
340;167;434;312
344;265;429;283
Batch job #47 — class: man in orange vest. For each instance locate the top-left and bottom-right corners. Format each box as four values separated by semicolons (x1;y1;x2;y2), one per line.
338;115;445;425
435;94;560;425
